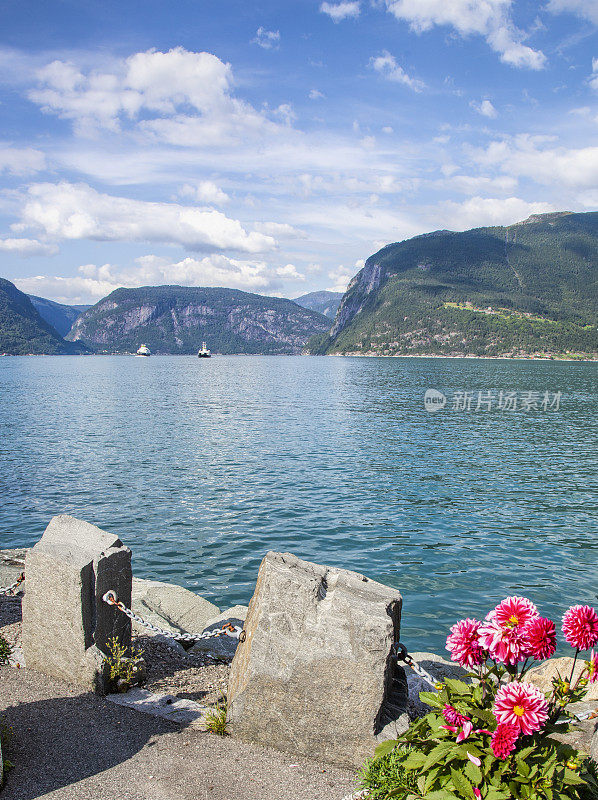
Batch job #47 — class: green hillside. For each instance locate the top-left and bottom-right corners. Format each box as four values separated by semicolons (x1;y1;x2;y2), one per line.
0;278;87;355
68;285;331;354
28;295;90;337
310;212;598;358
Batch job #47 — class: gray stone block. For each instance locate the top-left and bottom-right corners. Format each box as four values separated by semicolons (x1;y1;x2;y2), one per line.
227;552;402;769
132;577;219;637
189;605;249;661
21;515;132;692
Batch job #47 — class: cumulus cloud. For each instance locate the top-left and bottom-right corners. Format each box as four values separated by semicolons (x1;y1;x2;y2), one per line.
435;196;556;230
309;88;325;100
28;47;280;143
443;174;518;194
546;0;598;24
252;27;281;50
369;51;425;91
327;264;355;292
0;145;46;176
18;182;276;253
253;221;307;238
13;253;306;304
382;0;546;69
471;99;498;118
0;238;58;256
320;1;361;22
468;136;598;189
179;181;230;205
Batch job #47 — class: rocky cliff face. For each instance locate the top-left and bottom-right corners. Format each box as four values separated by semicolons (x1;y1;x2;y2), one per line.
311;211;598;358
67;285;331;354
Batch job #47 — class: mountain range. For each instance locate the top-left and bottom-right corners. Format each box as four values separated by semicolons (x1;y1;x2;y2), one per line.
66;285;331;354
2;210;597;358
293;291;343;319
27;295;90;337
0;279;87;355
309;211;598;359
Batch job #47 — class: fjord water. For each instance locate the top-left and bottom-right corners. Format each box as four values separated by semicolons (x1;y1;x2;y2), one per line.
1;355;596;654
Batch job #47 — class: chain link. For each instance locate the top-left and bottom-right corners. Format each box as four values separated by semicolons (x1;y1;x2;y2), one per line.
102;590;246;644
392;641;440;689
0;572;25;596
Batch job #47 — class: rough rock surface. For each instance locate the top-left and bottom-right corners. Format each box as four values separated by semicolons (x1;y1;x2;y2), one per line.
527;657;598;701
21;515;132;691
0;549;26;590
227;551;404;769
189;605;249;661
131;577;220;637
403;652;469;719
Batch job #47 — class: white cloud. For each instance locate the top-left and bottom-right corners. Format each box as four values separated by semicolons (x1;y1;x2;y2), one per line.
382;0;546;69
546;0;598;24
469;136;598;189
443;174;518;194
588;58;598;90
13;252;306;304
28;48;279;143
309;88;325;100
18;182;276;253
179;181;230;206
369;51;425;91
253;221;306;238
252;27;281;50
0;238;58;256
327;264;356;292
434;196;556;230
320;1;361;22
275;263;305;280
0;145;46;176
471;99;498;118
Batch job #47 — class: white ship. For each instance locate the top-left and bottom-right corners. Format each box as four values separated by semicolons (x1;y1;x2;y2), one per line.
136;344;151;357
197;342;211;358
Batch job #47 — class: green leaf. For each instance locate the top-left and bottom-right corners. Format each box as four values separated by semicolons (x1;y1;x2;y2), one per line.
464;760;482;785
484;789;510;800
444;678;471;694
374;739;398;759
422;742;455;772
425;791;461;800
450;767;474;798
470;708;495;725
418;691;443;708
561;768;586;786
402;750;427;770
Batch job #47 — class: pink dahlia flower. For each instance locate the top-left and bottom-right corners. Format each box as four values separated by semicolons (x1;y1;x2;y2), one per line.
493;682;548;736
491;722;519;760
524;616;557;661
446;618;485;668
478;616;529;665
492;596;539;629
562;605;598;651
587;650;598;683
442;704;469;727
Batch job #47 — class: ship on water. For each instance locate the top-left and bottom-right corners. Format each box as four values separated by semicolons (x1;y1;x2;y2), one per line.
136;344;151;357
197;342;211;358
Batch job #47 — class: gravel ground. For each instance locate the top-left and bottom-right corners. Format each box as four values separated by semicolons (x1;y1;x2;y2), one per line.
0;667;356;800
0;593;357;799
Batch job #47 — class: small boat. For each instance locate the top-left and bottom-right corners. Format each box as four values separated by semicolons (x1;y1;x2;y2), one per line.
136;344;151;357
197;342;211;358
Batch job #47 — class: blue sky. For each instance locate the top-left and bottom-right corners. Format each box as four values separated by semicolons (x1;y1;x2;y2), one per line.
1;0;598;304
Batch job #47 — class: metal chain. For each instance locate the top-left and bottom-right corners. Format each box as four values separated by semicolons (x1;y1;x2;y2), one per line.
0;572;25;596
102;590;246;643
392;641;441;690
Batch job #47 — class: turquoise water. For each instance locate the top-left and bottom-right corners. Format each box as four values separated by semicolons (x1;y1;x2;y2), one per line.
0;355;596;654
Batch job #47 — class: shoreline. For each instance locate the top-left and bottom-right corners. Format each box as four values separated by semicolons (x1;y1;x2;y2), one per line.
2;351;597;362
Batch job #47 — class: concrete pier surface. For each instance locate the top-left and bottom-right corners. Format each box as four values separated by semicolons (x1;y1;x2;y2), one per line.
0;667;355;800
